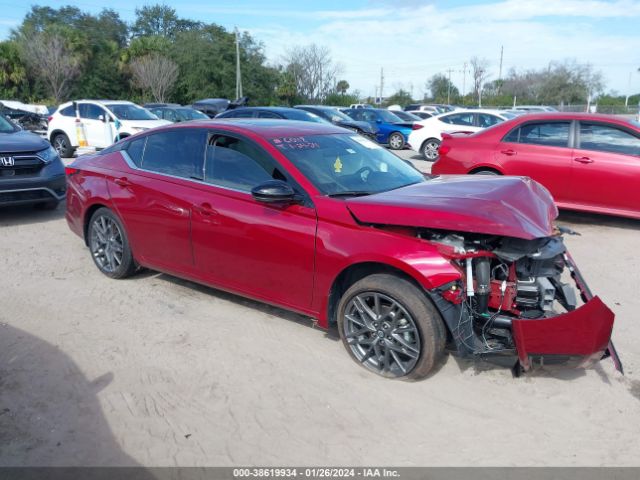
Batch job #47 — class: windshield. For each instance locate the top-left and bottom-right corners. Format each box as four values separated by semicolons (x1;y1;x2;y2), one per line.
108;104;157;120
376;110;404;123
284;110;327;123
271;133;425;195
0;115;18;133
176;108;208;121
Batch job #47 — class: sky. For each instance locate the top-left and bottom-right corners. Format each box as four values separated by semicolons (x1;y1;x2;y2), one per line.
1;0;640;99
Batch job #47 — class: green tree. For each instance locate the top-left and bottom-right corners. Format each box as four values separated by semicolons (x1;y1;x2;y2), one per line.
384;88;413;107
336;80;350;95
0;41;29;99
132;5;201;38
426;73;459;103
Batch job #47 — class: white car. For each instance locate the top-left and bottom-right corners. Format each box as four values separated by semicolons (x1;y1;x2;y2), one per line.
408;109;518;160
48;100;171;158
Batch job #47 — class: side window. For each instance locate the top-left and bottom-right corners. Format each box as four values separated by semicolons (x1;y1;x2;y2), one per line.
142;129;207;179
347;110;362;121
362;111;377;122
257;111;281;119
165;110;178;122
150;109;163;119
518;122;570;147
579;123;640;156
79;104;106;120
478;114;502;128
503;127;520;143
60;105;76;117
228;109;254;118
125;137;146;166
441;113;474;126
204;135;286;191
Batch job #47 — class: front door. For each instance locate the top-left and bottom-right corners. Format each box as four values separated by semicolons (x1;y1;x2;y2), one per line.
570;121;640;215
78;103;111;148
190;133;317;311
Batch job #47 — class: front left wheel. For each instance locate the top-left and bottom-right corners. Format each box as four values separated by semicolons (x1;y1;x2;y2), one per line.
337;274;445;380
88;208;136;279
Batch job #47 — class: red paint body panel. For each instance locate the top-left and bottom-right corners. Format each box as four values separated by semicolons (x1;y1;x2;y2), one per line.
433;113;640;219
511;296;614;368
346;175;558;240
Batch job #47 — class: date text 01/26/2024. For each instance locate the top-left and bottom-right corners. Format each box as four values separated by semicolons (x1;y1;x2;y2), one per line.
233;468;400;478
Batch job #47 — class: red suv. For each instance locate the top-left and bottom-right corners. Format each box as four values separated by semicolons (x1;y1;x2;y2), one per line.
65;120;621;379
432;113;640;219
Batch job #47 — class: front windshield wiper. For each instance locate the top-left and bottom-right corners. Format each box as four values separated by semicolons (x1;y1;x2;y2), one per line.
327;191;372;198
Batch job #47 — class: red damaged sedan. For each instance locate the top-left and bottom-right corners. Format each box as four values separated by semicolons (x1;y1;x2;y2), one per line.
65;120;622;379
432;113;640;219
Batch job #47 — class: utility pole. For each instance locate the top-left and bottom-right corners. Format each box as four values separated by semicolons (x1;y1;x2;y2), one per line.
235;27;243;100
379;67;384;105
445;68;454;104
498;45;503;82
625;71;632;107
461;62;468;105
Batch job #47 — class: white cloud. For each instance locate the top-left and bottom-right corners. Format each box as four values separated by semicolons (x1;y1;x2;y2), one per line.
249;1;640;99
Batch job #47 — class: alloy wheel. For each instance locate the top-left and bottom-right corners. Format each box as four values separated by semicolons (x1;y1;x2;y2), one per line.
53;136;67;156
422;140;440;160
90;215;124;273
343;291;421;377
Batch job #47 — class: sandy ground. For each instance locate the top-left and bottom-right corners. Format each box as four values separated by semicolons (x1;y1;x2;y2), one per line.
1;151;639;466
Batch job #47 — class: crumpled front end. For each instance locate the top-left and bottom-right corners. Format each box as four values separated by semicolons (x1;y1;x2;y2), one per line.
422;229;622;374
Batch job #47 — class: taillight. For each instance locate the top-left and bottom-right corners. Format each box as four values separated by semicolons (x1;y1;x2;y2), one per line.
412;124;423;130
438;144;451;156
47;116;53;122
65;166;80;176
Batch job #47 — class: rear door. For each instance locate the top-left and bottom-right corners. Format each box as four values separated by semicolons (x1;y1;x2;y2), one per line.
496;120;574;203
107;128;207;272
190;132;317;310
570;121;640;214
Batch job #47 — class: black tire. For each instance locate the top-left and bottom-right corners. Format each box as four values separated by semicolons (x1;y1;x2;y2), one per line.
471;169;500;176
52;133;75;158
88;207;136;279
420;138;440;161
337;273;445;380
388;132;405;150
35;200;59;210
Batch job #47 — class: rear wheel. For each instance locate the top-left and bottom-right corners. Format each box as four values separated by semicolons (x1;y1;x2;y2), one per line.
471;168;500;176
88;208;136;279
420;138;440;161
388;132;405;150
52;133;74;158
337;274;445;380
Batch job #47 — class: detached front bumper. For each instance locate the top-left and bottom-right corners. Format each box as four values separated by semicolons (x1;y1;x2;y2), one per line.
512;252;622;373
512;296;614;370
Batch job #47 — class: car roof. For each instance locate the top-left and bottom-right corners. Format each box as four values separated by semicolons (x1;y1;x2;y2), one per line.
180;119;345;138
233;106;305;113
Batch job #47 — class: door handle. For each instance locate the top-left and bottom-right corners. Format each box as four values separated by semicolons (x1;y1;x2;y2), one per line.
500;149;516;156
194;202;217;216
114;177;132;187
574;157;594;164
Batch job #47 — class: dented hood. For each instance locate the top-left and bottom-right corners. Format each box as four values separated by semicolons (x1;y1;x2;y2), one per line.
346;175;558;240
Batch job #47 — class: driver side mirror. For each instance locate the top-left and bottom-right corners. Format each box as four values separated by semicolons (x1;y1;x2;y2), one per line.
251;180;302;204
375;118;382;124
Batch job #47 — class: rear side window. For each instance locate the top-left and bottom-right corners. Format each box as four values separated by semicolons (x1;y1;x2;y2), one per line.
440;113;474;126
79;103;106;120
578;123;640;156
126;137;146;166
60;105;76;117
503;122;570;148
225;109;254;118
257;111;281;119
142;129;207;179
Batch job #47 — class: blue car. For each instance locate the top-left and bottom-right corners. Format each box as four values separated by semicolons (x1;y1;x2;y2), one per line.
341;108;413;150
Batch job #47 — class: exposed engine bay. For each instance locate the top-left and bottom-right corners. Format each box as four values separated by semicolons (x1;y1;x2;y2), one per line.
413;227;621;373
